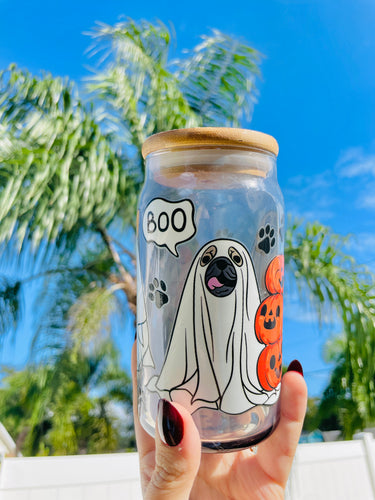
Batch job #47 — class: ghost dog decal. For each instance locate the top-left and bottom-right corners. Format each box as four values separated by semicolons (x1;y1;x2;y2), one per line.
148;239;274;415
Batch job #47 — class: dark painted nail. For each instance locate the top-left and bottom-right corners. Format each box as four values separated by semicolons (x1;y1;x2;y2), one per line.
287;359;304;377
157;399;184;447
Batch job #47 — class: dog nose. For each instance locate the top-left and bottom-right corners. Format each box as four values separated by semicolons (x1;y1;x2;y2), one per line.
216;258;228;270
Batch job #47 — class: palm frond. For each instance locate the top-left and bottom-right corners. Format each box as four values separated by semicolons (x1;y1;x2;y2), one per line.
86;18;201;165
316;357;364;439
67;287;116;348
0;335;133;455
0;65;135;254
286;219;375;417
178;29;262;127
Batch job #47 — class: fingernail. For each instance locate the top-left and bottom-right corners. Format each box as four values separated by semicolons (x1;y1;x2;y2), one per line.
287;359;304;377
157;399;184;447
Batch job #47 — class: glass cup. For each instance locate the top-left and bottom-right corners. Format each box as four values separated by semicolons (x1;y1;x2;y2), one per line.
137;127;284;452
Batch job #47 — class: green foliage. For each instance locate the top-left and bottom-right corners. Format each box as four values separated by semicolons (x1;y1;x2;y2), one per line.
87;19;202;158
303;349;365;440
178;29;261;126
0;65;136;253
86;19;262;169
286;219;375;419
0;339;133;455
302;397;321;432
317;360;364;439
68;287;116;346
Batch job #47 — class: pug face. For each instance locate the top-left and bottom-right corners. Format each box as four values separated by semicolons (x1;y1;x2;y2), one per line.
200;244;243;297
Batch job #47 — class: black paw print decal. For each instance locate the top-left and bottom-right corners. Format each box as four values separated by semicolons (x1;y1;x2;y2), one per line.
258;225;276;254
149;278;169;309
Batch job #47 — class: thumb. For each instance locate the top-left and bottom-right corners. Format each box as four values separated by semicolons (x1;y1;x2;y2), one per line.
145;399;201;500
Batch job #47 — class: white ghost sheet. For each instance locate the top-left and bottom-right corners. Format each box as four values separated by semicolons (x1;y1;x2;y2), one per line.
149;239;270;415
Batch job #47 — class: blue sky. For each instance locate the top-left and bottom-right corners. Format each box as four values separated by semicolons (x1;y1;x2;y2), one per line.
0;0;374;397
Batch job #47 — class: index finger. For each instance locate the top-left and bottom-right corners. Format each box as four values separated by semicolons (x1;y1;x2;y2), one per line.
256;370;307;487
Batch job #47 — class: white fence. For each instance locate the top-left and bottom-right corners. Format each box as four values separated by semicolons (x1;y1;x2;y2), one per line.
285;433;375;500
1;433;375;500
0;453;142;500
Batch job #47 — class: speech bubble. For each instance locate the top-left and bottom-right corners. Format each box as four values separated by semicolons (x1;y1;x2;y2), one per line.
143;198;196;257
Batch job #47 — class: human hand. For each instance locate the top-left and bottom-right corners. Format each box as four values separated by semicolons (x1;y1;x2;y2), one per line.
132;343;307;500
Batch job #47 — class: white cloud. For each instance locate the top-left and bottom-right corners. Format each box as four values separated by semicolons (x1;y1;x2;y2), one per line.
346;232;375;271
336;147;375;178
284;289;338;326
285;147;375;223
284;306;330;325
335;147;375;211
283;170;337;222
360;186;375;209
358;232;375;247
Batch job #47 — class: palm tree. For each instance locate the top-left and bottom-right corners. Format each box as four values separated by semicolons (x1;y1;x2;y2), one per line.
286;220;375;422
0;18;374;431
0;338;133;455
302;336;366;439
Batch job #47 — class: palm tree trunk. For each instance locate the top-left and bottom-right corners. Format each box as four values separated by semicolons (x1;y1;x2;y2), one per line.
97;226;137;315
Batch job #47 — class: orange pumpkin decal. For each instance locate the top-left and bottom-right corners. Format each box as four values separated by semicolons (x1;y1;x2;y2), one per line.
265;255;284;295
255;253;284;392
255;294;283;344
257;341;282;391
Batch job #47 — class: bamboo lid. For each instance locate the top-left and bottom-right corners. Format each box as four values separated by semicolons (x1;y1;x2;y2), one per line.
142;127;279;159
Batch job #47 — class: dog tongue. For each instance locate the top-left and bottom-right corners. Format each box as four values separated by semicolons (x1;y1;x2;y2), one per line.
208;277;223;290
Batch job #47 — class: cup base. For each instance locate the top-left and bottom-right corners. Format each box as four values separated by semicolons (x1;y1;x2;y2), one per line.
201;416;279;453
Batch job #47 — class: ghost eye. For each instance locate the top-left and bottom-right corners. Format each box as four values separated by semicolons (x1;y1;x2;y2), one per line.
228;247;243;267
200;245;217;267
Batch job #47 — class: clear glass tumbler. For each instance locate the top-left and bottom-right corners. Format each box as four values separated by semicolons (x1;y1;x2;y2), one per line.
137;127;284;452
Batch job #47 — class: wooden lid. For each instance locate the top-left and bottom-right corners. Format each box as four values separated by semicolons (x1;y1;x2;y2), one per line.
142;127;279;158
